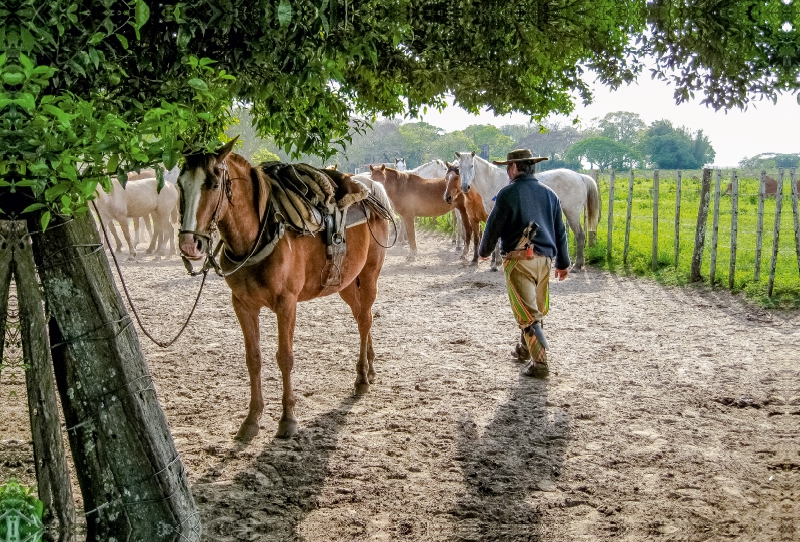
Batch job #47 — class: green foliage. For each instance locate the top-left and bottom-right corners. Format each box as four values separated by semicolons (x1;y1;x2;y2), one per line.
462;125;515;161
0;479;44;539
639;120;715;169
597;111;645;146
644;1;800;110
252;148;281;163
565;136;641;170
740;152;800;169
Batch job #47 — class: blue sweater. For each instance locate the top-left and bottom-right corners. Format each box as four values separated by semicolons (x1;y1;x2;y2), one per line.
478;174;571;270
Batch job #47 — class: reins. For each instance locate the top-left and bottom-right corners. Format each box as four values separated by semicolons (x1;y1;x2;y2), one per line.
92;200;208;348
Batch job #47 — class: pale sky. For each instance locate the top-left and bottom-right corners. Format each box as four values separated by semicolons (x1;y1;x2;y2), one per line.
412;74;800;168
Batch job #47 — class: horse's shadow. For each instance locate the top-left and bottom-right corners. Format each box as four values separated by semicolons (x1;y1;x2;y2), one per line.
195;395;362;541
449;374;570;541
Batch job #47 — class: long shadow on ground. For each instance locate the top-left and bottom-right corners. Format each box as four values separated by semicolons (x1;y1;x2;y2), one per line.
449;374;570;541
194;395;361;541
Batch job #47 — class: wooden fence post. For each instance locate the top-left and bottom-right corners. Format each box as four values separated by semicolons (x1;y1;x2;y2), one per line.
754;170;766;282
691;169;713;282
3;221;77;532
728;170;739;289
652;169;660;271
623;169;634;264
791;168;800;278
0;222;13;380
768;169;784;296
607;168;615;261
589;169;598;247
709;169;722;286
674;170;682;267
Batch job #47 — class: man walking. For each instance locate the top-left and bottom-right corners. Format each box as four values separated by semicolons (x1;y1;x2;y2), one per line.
478;149;570;378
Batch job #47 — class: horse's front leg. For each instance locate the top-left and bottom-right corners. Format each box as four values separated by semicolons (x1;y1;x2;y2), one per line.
274;297;299;438
232;296;265;441
402;214;418;260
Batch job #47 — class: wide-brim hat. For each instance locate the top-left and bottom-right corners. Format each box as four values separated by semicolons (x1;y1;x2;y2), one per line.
492;149;549;166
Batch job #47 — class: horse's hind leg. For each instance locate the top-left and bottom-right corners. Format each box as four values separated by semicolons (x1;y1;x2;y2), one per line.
565;211;585;269
232;296;267;440
339;280;376;395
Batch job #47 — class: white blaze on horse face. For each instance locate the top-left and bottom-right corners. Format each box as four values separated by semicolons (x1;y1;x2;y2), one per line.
457;152;476;191
178;167;206;232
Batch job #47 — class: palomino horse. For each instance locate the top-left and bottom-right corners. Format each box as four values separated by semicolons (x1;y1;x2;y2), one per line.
444;163;487;263
456;152;600;269
178;142;392;439
389;159;465;251
369;164;468;260
94;177;179;260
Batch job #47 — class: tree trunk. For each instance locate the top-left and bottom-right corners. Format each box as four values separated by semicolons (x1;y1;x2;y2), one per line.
29;212;200;541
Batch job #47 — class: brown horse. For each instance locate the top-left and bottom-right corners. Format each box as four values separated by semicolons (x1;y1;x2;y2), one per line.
444;163;488;263
178;141;392;440
369;164;468;260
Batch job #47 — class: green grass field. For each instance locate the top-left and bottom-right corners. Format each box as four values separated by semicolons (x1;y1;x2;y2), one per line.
587;170;800;309
416;169;800;309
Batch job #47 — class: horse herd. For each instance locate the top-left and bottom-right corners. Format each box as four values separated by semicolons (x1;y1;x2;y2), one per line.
102;154;600;271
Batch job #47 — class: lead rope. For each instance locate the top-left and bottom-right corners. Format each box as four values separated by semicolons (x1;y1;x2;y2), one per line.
92;200;208;348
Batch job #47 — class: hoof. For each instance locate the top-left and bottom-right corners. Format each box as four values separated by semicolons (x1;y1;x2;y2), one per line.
573;263;584;270
354;382;370;395
235;421;260;442
275;419;298;439
368;370;376;384
470;259;478;266
490;266;498;272
406;255;416;262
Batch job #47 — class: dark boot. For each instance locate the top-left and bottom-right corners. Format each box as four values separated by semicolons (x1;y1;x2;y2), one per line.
511;328;530;361
521;359;549;378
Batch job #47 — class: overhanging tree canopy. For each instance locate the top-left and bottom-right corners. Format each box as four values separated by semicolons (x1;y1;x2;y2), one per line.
5;0;800;222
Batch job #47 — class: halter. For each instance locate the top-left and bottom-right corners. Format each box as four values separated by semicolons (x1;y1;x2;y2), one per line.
179;159;275;278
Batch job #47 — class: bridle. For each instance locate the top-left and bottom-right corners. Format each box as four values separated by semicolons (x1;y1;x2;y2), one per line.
178;158;273;278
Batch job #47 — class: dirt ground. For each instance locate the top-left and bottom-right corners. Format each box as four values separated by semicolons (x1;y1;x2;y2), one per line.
1;230;798;541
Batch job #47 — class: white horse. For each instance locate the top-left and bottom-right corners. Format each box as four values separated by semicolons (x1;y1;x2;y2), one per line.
456;152;600;270
94;177;179;260
394;158;407;171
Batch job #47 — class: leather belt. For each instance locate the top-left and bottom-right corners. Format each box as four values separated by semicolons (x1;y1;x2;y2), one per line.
503;248;547;260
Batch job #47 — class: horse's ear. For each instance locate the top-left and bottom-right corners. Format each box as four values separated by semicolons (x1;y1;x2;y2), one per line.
471;151;476;157
380;164;386;171
216;136;239;161
454;151;459;160
446;161;452;168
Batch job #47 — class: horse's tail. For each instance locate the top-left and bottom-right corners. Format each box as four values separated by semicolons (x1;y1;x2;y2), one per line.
583;173;601;232
367;180;395;217
170;201;178;224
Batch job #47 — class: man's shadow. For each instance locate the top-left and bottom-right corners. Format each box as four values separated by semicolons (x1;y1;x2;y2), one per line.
196;395;361;541
450;374;570;541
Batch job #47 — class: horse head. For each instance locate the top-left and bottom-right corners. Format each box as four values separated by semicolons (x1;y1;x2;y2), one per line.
443;162;461;204
455;151;477;193
369;163;390;184
394;157;407;171
177;138;239;260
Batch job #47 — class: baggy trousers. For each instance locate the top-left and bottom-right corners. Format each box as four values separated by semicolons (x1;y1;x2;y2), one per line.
503;256;552;363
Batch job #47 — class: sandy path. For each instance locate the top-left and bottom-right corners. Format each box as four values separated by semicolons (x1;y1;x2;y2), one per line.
1;231;797;540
